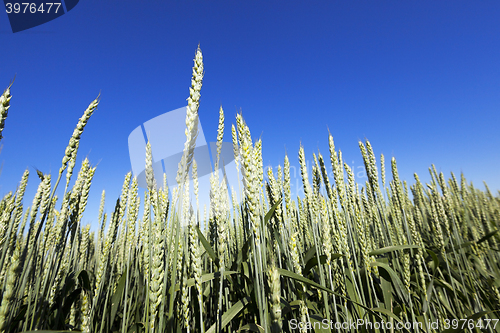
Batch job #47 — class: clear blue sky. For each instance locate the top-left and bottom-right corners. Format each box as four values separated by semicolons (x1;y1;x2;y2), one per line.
1;1;499;231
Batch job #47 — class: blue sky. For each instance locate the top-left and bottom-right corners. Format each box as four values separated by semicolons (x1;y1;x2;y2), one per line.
1;1;499;230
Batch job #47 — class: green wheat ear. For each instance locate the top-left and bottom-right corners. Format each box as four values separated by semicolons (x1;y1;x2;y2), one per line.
0;78;14;142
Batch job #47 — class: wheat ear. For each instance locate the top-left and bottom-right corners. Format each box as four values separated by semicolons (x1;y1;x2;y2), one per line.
60;95;100;194
0;79;14;142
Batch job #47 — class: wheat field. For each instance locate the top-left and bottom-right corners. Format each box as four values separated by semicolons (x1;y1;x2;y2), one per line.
0;47;499;333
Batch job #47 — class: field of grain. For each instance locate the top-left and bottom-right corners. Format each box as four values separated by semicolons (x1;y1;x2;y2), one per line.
0;47;499;333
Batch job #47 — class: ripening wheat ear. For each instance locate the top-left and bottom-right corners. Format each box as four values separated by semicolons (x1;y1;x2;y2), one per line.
176;45;204;188
268;259;282;332
0;242;20;331
0;79;14;142
215;105;225;170
53;94;100;196
145;140;157;191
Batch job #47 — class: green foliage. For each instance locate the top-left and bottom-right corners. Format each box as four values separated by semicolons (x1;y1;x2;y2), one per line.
1;48;500;333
